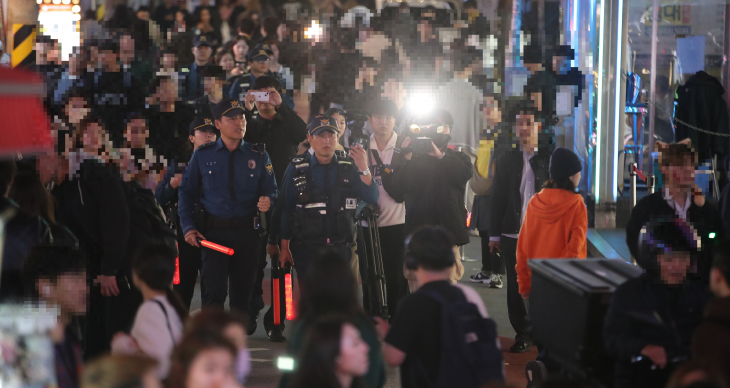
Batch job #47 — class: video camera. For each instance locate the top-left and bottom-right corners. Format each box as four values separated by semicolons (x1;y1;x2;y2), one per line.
345;110;369;150
403;123;447;155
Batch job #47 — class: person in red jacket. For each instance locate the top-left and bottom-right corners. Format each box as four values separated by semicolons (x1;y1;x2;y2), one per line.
516;147;587;299
516;147;587;385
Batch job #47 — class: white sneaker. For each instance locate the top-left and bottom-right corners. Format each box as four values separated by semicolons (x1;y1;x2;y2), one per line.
469;271;491;284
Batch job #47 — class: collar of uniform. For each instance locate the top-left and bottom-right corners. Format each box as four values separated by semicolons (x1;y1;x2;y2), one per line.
310;153;338;167
369;131;397;151
213;137;248;152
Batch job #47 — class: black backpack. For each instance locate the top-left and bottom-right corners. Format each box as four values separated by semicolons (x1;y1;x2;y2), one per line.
123;181;179;256
418;287;505;388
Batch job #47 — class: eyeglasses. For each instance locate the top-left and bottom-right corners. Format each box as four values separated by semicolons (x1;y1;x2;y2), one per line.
371;116;395;122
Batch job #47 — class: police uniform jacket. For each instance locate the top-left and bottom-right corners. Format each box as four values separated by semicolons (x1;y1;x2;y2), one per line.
178;138;278;235
278;152;379;242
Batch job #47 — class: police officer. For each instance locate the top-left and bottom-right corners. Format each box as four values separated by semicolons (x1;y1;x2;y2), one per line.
193;65;228;119
178;98;278;320
277;115;379;284
228;43;289;109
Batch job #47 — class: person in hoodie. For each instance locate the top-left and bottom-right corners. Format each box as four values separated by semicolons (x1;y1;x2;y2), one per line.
692;240;730;382
604;218;711;388
515;147;586;385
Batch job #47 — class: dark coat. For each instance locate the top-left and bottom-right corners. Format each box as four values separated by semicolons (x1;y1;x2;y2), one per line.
395;148;472;246
604;275;710;388
691;296;730;382
488;149;551;238
626;192;723;282
675;71;730;162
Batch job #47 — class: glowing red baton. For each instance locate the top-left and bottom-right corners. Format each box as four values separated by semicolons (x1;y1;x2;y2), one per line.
284;262;295;320
196;238;235;255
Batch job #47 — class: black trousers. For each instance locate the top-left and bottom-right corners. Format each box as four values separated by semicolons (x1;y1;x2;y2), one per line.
200;226;261;317
501;236;532;344
291;241;351;289
360;224;408;320
173;236;203;310
84;274;143;360
480;230;505;275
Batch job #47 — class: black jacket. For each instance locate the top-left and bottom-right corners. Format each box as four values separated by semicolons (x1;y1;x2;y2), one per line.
489;149;551;238
394;148;472;246
244;104;307;187
54;159;132;277
603;275;710;388
675;71;730;162
626;192;723;282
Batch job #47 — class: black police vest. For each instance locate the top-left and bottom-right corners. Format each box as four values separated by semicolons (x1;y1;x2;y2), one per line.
290;153;358;244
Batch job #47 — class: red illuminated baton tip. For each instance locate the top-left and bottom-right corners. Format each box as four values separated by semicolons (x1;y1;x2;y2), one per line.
196;238;235;255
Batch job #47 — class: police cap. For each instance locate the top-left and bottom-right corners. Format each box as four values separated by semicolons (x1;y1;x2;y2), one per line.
213;98;246;120
189;116;217;135
247;43;273;62
307;115;339;136
193;34;213;47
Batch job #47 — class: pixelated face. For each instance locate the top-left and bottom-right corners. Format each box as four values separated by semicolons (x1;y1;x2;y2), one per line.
137;10;150;21
125;118;149;148
336;323;370;378
120;35;134;54
481;96;501;127
157;78;179;103
233;40;249;60
381;78;405;105
308;131;338;158
331;113;347;137
661;158;695;189
203;76;223;94
83;122;104;153
43;272;88;315
163;53;177;70
185;349;235;388
193;45;213;62
65;96;89;124
216;113;246;140
190;130;217;149
176;10;186;24
369;114;396;138
99;50;118;69
657;252;691;285
516;113;538;148
200;8;211;23
218;53;235;71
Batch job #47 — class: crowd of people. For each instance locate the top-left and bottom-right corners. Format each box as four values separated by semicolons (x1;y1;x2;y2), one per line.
1;0;730;388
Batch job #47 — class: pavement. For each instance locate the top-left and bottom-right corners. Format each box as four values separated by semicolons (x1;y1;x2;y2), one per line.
189;236;532;388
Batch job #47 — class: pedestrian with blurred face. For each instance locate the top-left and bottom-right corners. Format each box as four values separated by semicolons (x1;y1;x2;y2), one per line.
182;34;214;102
168;332;242;388
82;355;162;388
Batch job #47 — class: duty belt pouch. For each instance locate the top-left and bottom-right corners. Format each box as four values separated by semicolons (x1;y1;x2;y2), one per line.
296;205;326;240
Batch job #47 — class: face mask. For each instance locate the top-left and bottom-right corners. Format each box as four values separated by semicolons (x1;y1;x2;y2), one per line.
236;348;252;384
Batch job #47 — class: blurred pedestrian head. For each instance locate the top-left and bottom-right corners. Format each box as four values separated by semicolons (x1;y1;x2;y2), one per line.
252;75;282;114
23;244;87;315
136;6;151;21
666;360;728;388
64;88;91;125
168;332;238;388
325;108;347;138
238;18;256;37
152;74;180;105
298;250;363;320
132;242;188;322
262;16;280;38
185;309;250;383
711;240;730;298
160;49;178;71
545;147;582;192
230;36;250;62
73;114;110;156
640;219;698;285
125;113;150;149
214;50;235;72
8;169;57;224
82;355;161;388
657;140;696;191
288;316;369;388
510;101;540;152
404;226;456;272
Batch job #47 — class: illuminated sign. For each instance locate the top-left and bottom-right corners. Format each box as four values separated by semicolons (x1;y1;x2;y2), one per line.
38;1;81;61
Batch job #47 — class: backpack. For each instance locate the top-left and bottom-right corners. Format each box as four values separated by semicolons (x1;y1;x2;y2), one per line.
418;287;504;388
123;181;179;256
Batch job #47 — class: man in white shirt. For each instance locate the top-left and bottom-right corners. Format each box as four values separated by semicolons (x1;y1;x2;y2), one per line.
363;100;408;319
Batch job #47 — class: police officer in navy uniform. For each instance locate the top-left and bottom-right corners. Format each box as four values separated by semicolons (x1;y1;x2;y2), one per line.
178;98;278;321
277;115;379;284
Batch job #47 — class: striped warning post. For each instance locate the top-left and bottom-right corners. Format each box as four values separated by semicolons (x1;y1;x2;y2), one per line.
11;24;36;68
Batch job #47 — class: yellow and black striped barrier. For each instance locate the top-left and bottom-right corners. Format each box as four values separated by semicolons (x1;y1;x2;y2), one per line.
11;24;36;68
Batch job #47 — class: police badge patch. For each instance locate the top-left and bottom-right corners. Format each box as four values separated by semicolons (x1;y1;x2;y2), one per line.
248;159;256;169
265;163;273;175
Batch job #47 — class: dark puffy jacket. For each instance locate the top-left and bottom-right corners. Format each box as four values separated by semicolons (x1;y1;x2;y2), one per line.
604;275;710;388
394;148;472;245
489;149;551;238
675;71;730;162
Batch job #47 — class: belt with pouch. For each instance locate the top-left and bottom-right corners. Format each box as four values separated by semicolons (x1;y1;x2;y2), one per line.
204;212;258;230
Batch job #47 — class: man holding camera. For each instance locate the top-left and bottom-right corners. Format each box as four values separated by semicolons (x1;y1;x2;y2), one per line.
276;115;379;285
229;43;289;111
178;98;278;324
242;75;308;341
392;109;473;291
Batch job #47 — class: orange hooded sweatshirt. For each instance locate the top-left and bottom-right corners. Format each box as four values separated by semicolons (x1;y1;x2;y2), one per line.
516;188;588;295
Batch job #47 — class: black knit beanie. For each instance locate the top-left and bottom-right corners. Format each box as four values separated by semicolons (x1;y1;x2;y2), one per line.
549;148;582;181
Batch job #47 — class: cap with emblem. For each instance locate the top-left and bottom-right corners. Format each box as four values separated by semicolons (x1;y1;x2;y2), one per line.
247;43;273;62
307;114;339;136
189;116;217;135
213;98;246;119
193;34;213;47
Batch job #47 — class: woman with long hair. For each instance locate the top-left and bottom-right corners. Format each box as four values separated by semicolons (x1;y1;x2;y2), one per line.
168;331;241;388
229;36;250;70
193;7;222;49
279;252;386;388
111;243;188;379
287;316;370;388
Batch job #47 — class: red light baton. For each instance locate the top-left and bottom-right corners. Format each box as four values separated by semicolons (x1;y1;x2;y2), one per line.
272;256;281;326
174;256;181;285
284;262;295;320
196;238;235;255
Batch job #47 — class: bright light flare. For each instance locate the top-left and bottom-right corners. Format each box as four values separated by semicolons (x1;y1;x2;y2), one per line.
407;93;435;114
304;20;323;40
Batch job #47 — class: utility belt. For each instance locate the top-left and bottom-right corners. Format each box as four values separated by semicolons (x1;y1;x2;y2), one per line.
292;203;356;245
197;208;260;231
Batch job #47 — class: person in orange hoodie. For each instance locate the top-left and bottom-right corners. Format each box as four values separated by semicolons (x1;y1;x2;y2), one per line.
517;147;587;385
516;147;587;299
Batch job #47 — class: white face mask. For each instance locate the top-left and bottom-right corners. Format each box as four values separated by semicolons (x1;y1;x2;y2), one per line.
236;348;252;384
